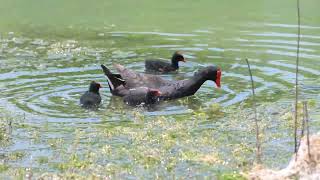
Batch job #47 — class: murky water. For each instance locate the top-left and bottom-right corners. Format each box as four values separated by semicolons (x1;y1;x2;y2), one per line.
0;0;319;178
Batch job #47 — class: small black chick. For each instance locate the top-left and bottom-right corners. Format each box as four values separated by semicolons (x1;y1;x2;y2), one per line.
80;81;102;108
123;87;161;106
145;51;186;73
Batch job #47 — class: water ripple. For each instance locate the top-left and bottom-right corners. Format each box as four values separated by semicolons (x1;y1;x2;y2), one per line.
0;23;319;121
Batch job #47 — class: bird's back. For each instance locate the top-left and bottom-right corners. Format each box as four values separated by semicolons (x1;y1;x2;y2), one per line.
114;63;169;89
145;59;173;72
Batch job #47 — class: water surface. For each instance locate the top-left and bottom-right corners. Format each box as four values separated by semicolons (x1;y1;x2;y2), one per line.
0;0;319;178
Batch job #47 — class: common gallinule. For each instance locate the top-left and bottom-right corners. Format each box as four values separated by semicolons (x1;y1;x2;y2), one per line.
145;51;186;73
80;81;102;108
101;64;221;100
123;87;162;106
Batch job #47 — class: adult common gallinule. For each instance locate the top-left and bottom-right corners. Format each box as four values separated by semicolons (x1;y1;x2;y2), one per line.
123;87;162;106
145;51;186;73
80;81;102;108
101;64;221;100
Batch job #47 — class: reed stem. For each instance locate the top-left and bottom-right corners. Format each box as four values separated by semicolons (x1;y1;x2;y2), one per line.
245;58;261;164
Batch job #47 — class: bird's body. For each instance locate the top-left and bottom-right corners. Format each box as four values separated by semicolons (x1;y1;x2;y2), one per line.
145;51;185;73
80;92;101;107
145;59;177;73
101;63;221;101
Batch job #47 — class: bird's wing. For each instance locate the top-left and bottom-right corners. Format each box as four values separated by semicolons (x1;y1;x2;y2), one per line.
113;64;169;88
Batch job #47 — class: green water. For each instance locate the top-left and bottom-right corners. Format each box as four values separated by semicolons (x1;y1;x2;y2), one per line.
0;0;320;178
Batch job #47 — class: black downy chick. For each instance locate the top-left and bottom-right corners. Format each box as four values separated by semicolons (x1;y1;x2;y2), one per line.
123;87;161;106
145;51;186;73
80;81;102;108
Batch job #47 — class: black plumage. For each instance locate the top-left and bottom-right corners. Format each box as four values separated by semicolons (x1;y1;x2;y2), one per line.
80;81;102;108
145;51;185;73
101;64;221;101
123;87;161;106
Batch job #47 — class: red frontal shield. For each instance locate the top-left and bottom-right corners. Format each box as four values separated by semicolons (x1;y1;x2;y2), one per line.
215;69;221;88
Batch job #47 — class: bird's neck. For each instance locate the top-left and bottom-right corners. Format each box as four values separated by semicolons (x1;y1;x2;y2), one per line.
185;75;207;95
89;88;99;94
163;75;207;100
171;59;179;69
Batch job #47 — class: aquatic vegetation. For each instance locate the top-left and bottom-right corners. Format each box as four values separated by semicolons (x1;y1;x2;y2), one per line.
37;156;49;164
0;164;9;173
0;124;8;143
281;100;317;129
55;154;93;171
0;94;318;178
218;173;247;180
0;119;12;149
8;151;25;161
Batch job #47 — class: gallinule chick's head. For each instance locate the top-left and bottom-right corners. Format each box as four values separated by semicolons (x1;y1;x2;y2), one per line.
195;66;222;88
89;81;102;93
171;51;186;64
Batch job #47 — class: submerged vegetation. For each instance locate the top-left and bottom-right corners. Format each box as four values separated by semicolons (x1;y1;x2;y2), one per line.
0;100;317;178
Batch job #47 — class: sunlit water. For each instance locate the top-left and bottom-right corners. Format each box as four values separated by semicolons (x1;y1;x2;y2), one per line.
0;0;319;178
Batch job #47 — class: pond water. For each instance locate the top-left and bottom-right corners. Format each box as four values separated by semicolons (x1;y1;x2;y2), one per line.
0;0;319;178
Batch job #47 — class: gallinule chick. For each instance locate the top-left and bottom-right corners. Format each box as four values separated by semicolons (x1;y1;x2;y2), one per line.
145;51;186;73
101;64;221;101
123;87;162;106
80;81;102;108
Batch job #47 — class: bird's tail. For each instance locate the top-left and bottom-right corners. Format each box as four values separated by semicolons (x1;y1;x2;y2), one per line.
101;64;125;94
